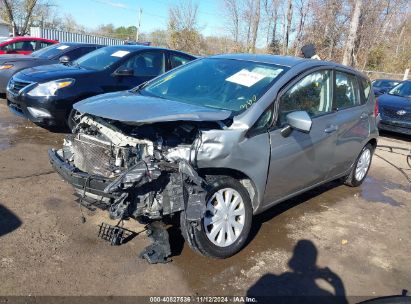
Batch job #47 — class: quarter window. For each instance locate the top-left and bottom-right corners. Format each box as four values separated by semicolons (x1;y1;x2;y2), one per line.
170;53;192;69
278;70;332;126
335;71;361;109
360;78;371;104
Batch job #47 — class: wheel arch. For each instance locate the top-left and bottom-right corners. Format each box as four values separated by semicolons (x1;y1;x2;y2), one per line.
198;167;259;213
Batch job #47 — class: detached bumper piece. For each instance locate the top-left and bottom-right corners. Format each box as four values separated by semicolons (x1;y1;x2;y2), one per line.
98;222;136;246
139;221;171;264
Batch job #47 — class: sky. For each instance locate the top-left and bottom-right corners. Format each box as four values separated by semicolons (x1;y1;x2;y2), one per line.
54;0;226;37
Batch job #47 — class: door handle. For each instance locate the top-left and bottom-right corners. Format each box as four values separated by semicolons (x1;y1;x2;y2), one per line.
360;113;369;120
324;125;338;133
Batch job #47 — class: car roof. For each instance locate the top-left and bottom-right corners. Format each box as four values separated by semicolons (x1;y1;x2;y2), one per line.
210;53;305;67
102;44;194;55
373;78;401;82
4;37;55;41
56;42;103;47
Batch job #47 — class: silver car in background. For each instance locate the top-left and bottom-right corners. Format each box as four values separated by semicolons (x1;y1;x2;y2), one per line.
49;54;378;261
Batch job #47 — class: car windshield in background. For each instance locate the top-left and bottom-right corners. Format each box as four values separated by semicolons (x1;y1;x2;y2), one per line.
0;38;12;44
73;47;130;71
31;44;72;59
388;81;411;97
141;58;288;113
374;80;399;87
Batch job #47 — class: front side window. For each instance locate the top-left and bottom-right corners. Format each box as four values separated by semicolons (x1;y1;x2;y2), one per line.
277;70;332;126
335;71;361;109
123;52;165;76
140;58;287;114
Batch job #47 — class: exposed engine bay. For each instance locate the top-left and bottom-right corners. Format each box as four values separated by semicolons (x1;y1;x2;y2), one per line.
52;114;229;262
60;115;226;221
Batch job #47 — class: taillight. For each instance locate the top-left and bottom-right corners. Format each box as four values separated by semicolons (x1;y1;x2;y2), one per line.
374;98;379;117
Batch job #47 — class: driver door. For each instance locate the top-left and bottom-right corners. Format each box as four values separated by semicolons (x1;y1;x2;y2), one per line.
263;69;338;205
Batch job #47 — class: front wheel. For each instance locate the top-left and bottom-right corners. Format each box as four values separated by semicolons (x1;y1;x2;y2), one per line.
180;176;253;258
343;143;374;187
67;108;81;132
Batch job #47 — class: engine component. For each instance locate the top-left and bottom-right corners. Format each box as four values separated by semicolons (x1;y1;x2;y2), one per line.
108;193;130;219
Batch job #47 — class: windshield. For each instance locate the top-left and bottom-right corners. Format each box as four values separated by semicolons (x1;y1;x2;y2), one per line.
0;38;12;44
73;46;131;71
31;44;72;59
374;80;399;88
388;81;411;97
141;58;287;113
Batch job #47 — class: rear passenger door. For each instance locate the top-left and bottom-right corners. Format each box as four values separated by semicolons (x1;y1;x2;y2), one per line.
330;70;371;177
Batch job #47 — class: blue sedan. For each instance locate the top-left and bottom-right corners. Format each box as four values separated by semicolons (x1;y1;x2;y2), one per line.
378;80;411;135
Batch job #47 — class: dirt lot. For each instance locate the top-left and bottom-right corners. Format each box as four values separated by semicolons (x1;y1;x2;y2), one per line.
0;98;410;302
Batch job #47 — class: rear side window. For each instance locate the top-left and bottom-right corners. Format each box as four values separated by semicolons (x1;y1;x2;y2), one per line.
335;71;361;109
278;70;333;126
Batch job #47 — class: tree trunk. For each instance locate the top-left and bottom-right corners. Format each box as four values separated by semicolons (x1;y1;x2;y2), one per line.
3;0;19;35
250;0;260;53
283;0;292;55
342;0;363;66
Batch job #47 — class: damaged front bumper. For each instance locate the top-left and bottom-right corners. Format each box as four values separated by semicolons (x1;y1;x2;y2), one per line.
48;148;115;200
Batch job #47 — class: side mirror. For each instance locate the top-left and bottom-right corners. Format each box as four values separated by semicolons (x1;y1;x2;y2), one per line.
59;56;70;64
113;67;134;77
286;111;312;133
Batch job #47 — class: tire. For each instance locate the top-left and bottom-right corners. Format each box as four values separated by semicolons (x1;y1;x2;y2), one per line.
180;176;253;258
343;143;374;187
67;108;81;132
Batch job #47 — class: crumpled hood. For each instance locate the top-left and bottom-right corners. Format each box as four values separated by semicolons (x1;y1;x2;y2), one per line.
19;64;93;81
74;91;232;124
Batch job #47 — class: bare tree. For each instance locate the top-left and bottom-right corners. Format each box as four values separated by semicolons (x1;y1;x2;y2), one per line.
167;0;203;53
223;0;241;43
282;0;293;55
293;0;310;56
250;0;260;53
0;0;55;35
342;0;363;66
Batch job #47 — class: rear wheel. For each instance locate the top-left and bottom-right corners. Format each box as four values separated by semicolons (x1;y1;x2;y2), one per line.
180;176;252;258
343;143;374;187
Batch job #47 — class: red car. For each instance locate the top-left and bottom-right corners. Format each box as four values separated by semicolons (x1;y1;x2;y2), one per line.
0;37;58;55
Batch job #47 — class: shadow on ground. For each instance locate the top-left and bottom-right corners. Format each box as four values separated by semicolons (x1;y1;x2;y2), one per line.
0;204;22;237
247;239;348;304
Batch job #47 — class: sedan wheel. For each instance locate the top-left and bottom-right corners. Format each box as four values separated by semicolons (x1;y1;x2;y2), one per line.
180;176;252;258
355;148;371;181
204;188;246;247
343;143;374;187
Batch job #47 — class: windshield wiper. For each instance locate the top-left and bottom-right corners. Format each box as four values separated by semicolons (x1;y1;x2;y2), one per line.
130;81;148;94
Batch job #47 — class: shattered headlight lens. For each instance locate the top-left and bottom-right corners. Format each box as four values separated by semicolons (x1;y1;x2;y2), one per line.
27;79;75;97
